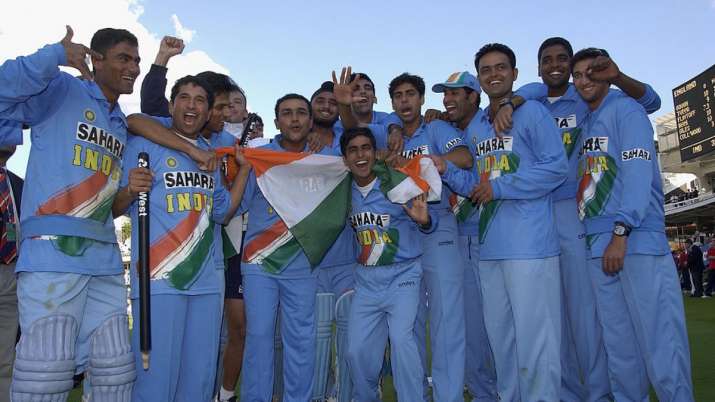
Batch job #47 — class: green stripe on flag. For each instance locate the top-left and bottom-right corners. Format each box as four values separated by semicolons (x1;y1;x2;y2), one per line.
455;198;477;223
168;223;214;290
262;236;303;274
373;160;409;195
289;174;352;267
222;226;237;259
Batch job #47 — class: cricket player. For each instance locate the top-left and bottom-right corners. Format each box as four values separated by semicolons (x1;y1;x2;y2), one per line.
113;75;246;402
429;71;498;401
0;26;141;402
438;43;568;401
572;47;694;402
341;126;436;402
515;37;661;402
231;94;322;402
342;70;472;402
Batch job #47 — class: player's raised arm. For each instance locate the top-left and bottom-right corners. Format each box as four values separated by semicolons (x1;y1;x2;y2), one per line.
587;54;661;113
140;36;184;116
0;25;101;124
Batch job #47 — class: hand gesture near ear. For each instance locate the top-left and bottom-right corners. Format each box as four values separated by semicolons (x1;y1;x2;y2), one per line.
60;25;103;81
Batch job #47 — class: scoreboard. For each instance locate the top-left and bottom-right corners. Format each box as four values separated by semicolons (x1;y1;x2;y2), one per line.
673;64;715;162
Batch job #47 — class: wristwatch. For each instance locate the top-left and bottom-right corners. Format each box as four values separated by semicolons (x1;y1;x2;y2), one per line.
498;97;515;110
613;221;632;237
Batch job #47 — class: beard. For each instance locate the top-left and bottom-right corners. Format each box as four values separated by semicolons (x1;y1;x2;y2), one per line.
313;116;338;128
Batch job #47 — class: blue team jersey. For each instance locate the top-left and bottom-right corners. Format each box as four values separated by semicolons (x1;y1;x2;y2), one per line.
516;82;661;201
576;91;670;258
121;133;232;297
349;178;437;266
451;110;485;237
0;43;124;274
0;120;23;145
442;102;568;260
151;116;237;268
333;110;392;141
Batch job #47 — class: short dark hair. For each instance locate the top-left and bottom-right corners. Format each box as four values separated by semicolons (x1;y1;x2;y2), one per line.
340;127;376;156
474;43;516;70
349;72;375;89
537;37;574;62
311;81;335;101
196;71;240;98
389;73;425;99
90;28;138;56
169;75;215;109
570;48;610;70
274;93;312;119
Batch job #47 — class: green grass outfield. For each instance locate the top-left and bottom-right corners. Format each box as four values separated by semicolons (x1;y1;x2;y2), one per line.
69;295;714;401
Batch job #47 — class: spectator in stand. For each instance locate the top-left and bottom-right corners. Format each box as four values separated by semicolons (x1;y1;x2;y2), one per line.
686;239;706;298
705;238;715;297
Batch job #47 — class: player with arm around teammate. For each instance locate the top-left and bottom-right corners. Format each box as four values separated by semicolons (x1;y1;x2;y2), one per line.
572;48;694;402
341;127;436;402
112;75;248;402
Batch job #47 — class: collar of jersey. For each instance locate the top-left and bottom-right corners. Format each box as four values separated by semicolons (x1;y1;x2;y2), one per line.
81;79;128;126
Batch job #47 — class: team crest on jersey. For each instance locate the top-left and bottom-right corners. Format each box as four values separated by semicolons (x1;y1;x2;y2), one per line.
268;206;274;215
84;109;96;122
580;137;609;155
166;157;178;168
554;114;576;129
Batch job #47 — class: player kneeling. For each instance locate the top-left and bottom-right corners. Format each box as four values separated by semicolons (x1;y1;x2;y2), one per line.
341;127;436;402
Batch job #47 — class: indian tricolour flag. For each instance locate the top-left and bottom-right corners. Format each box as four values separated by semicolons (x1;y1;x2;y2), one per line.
449;194;476;222
233;149;441;274
37;168;121;256
241;148;352;273
373;156;441;203
577;155;617;221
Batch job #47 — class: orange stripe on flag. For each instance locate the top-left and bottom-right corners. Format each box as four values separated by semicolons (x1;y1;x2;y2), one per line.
244;148;308;177
37;170;109;215
149;210;201;274
242;219;290;261
396;156;429;193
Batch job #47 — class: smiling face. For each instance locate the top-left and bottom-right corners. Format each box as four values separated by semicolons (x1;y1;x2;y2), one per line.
351;77;377;116
539;44;571;91
169;82;210;138
93;41;140;102
477;51;518;102
572;58;609;110
311;91;339;127
442;87;477;126
391;82;424;126
275;98;312;144
344;134;376;186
